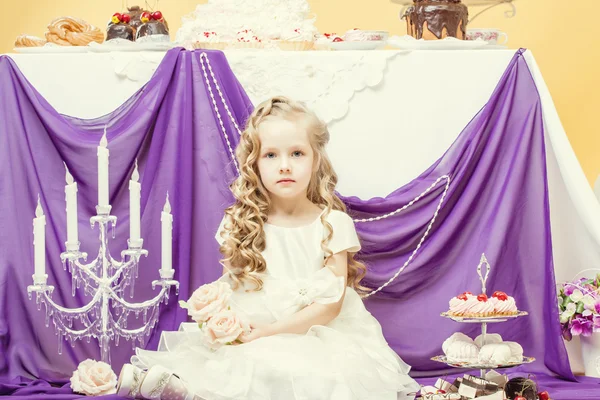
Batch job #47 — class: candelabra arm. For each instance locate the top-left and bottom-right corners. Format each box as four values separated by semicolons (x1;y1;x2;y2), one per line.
107;286;168;310
54;318;101;337
109;253;137;270
42;289;103;315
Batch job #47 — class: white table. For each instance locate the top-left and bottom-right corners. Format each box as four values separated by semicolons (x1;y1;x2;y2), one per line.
6;49;600;373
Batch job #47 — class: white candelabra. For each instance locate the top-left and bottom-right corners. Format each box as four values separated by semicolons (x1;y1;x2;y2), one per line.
27;129;179;364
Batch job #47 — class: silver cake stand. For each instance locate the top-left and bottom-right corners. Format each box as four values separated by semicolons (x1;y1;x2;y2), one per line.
432;255;535;378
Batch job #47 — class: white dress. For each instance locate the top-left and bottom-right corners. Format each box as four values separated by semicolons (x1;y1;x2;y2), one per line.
133;209;420;400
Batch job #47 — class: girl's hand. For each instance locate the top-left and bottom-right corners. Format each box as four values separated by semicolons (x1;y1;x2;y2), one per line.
239;323;272;343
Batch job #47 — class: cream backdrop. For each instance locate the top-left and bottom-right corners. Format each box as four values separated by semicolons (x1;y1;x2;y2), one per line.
0;0;598;185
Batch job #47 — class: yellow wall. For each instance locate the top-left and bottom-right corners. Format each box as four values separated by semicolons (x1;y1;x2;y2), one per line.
1;0;598;185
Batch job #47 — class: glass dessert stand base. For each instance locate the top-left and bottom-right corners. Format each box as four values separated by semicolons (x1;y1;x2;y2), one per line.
433;312;534;378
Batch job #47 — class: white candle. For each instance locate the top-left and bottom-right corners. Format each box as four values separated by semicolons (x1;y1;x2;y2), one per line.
129;160;141;243
97;129;109;208
33;196;46;277
161;193;173;272
64;164;78;245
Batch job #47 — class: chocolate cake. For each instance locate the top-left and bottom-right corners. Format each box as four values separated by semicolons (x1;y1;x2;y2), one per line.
125;6;149;31
136;20;169;39
136;11;169;40
403;0;468;40
106;23;135;41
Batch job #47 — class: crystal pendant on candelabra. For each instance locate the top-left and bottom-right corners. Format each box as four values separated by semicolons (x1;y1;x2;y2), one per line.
28;208;178;364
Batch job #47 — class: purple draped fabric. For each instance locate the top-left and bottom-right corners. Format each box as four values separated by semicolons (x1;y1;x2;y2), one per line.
343;48;572;379
1;47;598;398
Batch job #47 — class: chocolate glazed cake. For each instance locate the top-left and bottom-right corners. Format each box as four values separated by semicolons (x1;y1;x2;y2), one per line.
106;24;135;41
136;20;169;39
403;0;468;40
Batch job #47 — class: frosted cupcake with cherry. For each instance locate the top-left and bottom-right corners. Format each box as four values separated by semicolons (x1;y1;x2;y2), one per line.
448;291;519;317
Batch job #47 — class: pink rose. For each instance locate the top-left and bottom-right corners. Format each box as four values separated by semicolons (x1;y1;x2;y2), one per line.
70;359;117;396
179;281;232;323
202;309;250;350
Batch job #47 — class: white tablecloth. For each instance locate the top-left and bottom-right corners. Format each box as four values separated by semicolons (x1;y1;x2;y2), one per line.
6;49;600;373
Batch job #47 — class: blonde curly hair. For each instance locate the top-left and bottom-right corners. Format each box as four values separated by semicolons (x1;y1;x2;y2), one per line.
218;96;370;295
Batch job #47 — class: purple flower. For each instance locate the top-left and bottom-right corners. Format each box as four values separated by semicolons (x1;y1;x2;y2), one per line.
596;301;600;314
562;323;573;341
594;315;600;329
571;317;594;337
563;284;576;296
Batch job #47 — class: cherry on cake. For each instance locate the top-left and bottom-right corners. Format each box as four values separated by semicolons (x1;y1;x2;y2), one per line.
448;291;518;317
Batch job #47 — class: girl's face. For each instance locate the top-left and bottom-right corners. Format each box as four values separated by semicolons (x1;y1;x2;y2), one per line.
257;117;316;203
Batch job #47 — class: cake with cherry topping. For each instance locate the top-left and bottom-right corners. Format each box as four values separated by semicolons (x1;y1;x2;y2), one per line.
106;12;135;41
136;11;169;42
448;291;518;317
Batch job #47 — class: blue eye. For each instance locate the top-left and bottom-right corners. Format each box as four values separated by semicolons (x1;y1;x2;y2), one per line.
292;151;303;157
265;153;276;159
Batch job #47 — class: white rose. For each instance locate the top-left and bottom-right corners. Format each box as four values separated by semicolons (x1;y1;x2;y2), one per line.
179;281;232;323
202;309;250;350
70;359;117;396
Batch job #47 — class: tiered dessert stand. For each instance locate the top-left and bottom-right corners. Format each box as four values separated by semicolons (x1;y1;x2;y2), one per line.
432;254;534;378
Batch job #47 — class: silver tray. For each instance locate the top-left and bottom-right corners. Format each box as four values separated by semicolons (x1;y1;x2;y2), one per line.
440;311;528;323
431;355;535;369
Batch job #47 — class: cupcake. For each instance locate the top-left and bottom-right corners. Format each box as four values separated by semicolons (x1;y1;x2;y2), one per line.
448;292;479;316
489;291;518;315
313;33;342;50
232;29;263;49
275;28;314;51
193;31;228;50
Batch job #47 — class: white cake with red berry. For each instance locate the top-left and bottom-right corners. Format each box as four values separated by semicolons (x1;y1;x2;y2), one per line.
176;0;317;50
448;291;518;317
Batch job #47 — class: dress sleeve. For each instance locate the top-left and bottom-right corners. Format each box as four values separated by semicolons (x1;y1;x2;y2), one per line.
214;215;232;246
326;211;361;255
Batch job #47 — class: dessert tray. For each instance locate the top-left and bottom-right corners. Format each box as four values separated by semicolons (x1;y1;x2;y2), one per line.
14;40;177;54
431;355;535;369
328;40;387;51
440;311;528;323
13;45;89;54
388;35;489;50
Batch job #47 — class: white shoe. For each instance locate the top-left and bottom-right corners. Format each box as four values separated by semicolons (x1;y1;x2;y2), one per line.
139;365;174;399
117;364;146;399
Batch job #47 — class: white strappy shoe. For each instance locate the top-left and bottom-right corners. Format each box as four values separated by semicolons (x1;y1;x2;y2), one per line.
116;363;146;399
139;365;174;399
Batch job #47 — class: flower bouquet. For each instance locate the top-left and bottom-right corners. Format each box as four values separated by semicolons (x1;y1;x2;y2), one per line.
179;281;250;349
558;274;600;340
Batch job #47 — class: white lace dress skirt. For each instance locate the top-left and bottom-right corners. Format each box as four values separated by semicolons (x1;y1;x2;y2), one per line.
132;270;420;400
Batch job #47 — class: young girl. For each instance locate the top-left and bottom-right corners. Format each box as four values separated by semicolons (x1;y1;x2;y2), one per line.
117;96;420;400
